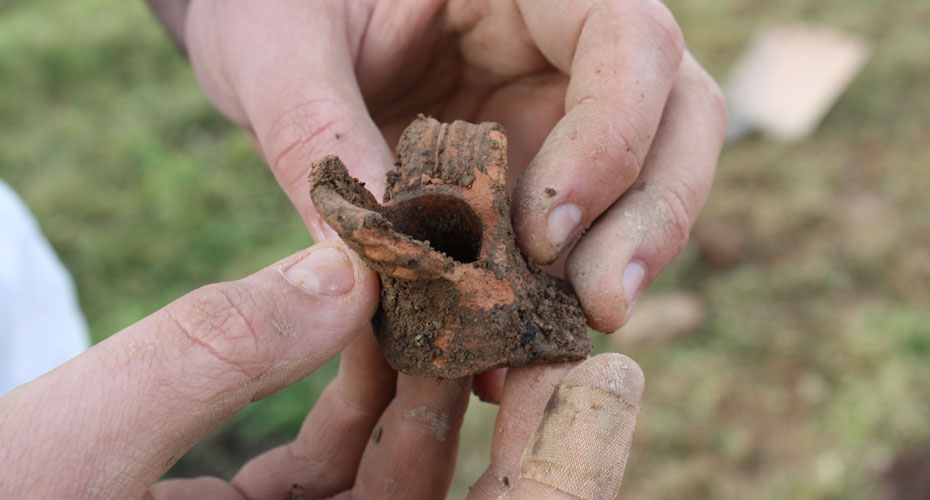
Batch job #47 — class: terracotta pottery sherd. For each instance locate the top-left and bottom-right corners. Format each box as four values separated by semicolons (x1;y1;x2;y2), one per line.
309;116;591;378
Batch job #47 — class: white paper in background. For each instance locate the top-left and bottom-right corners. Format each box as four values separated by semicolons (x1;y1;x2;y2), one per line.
726;24;871;141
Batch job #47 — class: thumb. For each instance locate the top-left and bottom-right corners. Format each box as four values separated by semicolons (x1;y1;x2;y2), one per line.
186;0;394;241
0;241;378;500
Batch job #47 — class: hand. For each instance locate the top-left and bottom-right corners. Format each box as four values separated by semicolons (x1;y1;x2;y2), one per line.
179;0;727;334
0;239;645;499
0;241;379;498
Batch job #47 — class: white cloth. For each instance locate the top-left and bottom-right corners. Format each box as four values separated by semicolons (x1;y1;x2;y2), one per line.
0;179;89;396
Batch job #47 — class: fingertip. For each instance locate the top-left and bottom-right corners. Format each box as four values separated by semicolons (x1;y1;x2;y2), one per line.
263;241;380;369
512;182;557;265
566;253;643;333
473;368;507;404
278;242;377;303
340;242;380;301
323;241;381;328
513;200;580;266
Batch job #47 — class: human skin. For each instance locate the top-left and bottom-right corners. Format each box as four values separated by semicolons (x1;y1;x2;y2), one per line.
150;0;727;333
107;0;722;495
147;0;726;401
0;240;645;500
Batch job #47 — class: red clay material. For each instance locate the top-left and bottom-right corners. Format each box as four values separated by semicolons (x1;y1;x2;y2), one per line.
309;116;591;378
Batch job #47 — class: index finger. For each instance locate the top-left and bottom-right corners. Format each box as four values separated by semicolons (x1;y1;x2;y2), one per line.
511;0;684;263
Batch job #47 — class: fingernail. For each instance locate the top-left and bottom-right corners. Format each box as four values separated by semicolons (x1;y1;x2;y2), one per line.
548;203;583;251
284;247;355;296
622;261;646;316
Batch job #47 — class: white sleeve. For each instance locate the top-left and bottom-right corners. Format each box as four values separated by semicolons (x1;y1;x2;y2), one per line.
0;179;90;397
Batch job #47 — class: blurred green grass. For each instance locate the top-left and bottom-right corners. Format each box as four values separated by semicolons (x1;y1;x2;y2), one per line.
2;0;929;498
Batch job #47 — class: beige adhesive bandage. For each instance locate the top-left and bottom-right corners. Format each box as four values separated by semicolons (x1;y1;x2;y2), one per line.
519;382;641;500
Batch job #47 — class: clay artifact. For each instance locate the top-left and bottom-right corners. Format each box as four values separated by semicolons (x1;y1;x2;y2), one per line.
309;116;591;378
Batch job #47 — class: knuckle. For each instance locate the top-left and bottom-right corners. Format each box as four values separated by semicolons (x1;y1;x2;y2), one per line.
264;94;355;190
605;117;647;186
659;182;697;253
168;283;267;380
640;0;685;68
681;57;728;136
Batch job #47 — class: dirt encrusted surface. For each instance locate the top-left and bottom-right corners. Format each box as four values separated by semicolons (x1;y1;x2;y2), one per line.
385;114;502;195
374;261;589;376
310;116;591;377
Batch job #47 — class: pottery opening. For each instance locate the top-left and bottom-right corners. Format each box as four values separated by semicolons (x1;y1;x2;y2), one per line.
386;194;483;264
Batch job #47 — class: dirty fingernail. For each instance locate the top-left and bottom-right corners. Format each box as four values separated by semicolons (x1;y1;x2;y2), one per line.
547;203;583;251
284;247;355;296
622;261;646;316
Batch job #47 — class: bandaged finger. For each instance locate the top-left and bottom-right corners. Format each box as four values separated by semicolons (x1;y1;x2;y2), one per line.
518;354;643;500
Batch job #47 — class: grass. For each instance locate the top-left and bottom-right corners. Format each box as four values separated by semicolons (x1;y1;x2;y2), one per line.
2;0;929;498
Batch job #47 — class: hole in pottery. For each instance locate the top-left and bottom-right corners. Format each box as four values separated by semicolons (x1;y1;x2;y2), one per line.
385;194;483;264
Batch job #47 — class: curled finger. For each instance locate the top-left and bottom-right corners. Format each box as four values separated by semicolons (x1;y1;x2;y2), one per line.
567;52;727;331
